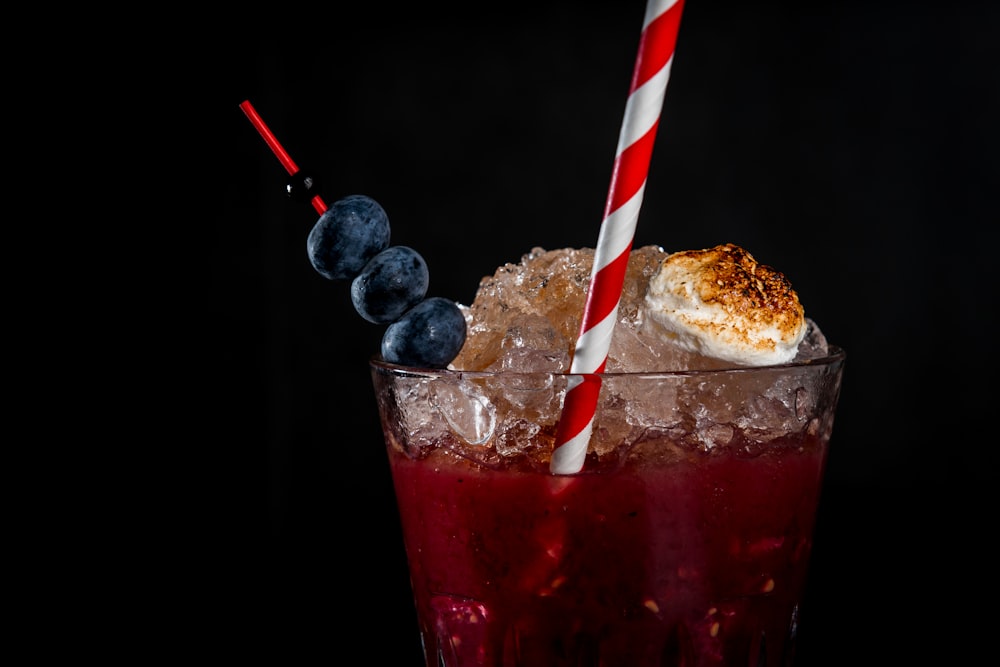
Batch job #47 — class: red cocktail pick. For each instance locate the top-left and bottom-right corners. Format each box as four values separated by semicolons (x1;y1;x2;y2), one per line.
240;100;328;215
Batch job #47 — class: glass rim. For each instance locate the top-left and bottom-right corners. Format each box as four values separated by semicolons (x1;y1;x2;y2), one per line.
370;345;846;380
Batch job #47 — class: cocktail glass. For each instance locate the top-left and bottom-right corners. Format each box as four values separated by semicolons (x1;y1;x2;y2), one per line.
371;347;844;666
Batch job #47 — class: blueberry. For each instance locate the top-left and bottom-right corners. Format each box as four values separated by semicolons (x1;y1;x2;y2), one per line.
307;195;390;280
351;246;429;324
381;297;468;368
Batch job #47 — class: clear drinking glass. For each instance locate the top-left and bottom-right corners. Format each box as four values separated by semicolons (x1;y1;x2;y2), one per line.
371;347;845;666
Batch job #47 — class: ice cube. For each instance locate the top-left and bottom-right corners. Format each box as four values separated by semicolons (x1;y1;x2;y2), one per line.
453;246;675;372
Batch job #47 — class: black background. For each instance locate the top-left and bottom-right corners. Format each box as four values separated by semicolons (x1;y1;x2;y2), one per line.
206;1;997;663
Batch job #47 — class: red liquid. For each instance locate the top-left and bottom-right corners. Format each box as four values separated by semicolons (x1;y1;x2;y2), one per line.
388;434;827;667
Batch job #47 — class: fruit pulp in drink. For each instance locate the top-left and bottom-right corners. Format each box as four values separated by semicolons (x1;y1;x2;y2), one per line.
387;430;827;667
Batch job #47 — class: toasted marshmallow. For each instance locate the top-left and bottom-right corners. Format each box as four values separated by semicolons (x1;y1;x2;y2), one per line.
644;244;807;366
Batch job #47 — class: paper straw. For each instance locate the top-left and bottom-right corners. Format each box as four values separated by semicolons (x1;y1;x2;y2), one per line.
550;0;686;475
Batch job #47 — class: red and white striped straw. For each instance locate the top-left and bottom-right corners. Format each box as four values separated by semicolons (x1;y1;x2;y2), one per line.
550;0;686;475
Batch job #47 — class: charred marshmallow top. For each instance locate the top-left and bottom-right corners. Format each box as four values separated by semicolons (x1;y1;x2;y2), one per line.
644;243;807;366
